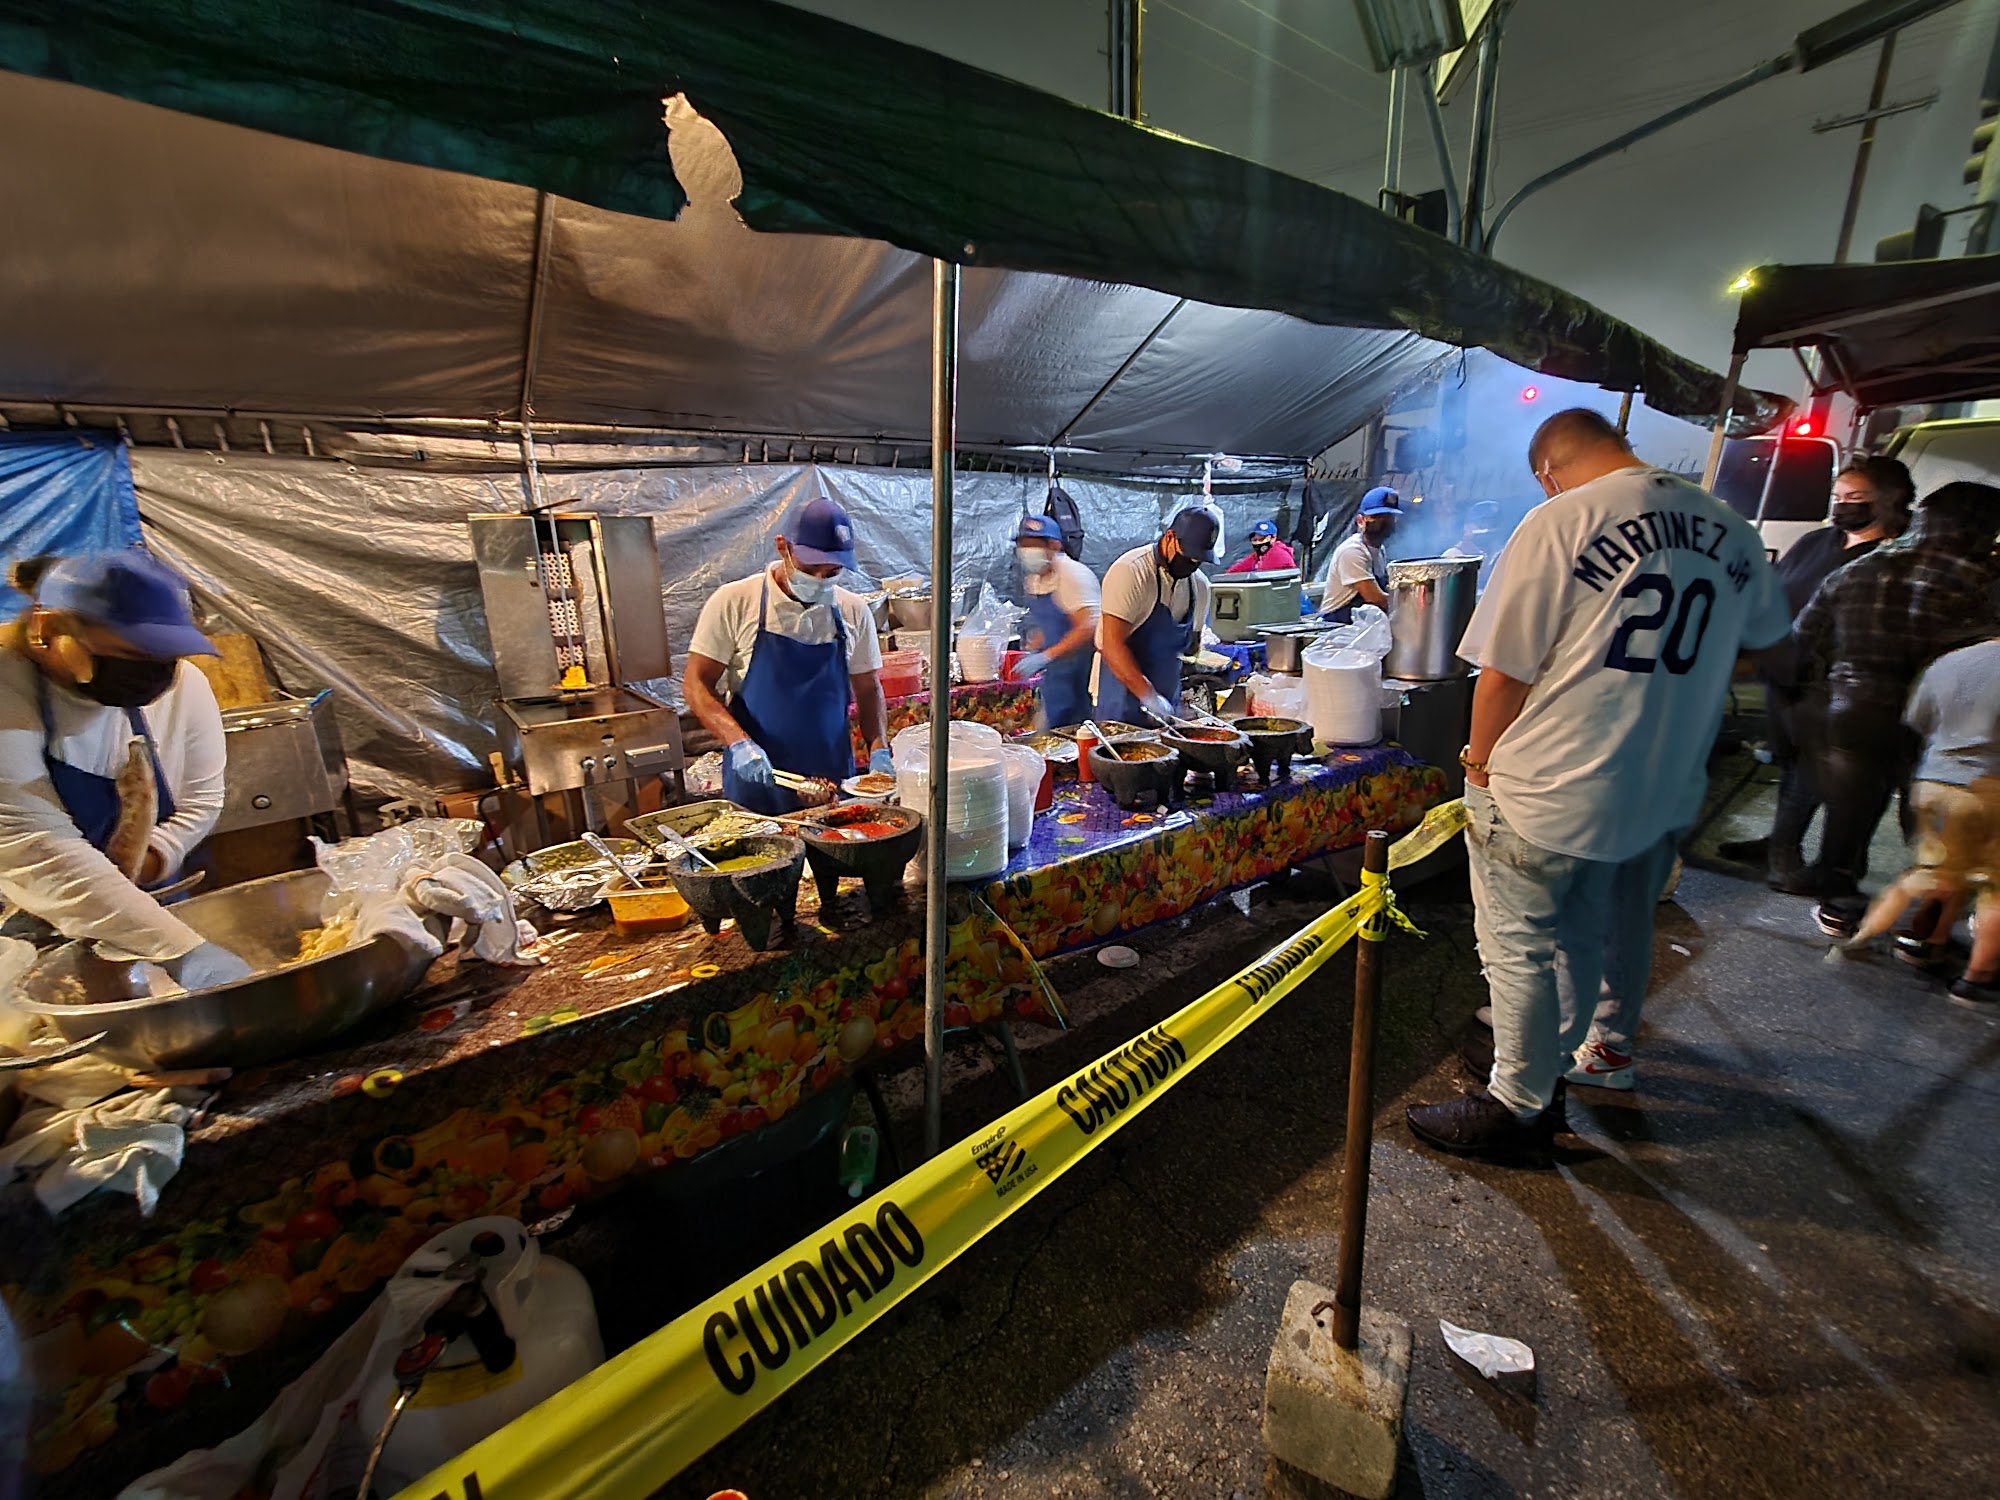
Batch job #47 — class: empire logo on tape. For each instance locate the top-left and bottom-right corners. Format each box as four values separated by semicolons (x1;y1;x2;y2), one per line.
399;809;1462;1500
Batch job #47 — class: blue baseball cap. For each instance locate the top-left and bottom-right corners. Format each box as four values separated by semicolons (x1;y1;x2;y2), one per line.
1249;519;1279;539
35;550;215;658
1016;515;1064;544
1359;486;1402;517
784;494;858;570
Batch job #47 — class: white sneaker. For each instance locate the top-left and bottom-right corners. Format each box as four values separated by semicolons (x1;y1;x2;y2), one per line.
1565;1041;1636;1090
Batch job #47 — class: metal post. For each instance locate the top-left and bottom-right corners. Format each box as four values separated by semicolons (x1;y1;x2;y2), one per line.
1700;352;1746;492
1380;66;1407;213
1333;829;1390;1352
1834;34;1898;263
1461;19;1505;249
923;259;961;1160
1418;71;1463;246
1108;0;1142;121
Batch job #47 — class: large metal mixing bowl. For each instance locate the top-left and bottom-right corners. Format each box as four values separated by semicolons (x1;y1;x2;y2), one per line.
17;868;439;1071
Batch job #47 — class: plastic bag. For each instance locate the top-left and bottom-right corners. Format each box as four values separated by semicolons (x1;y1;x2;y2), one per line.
1244;672;1308;720
1305;604;1392;665
311;826;415;907
1439;1319;1535;1379
959;583;1027;643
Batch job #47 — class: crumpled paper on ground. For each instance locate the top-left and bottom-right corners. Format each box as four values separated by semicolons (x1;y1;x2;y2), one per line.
0;1080;203;1215
1439;1319;1535;1378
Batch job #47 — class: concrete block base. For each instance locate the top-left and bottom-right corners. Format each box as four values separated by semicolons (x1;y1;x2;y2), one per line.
1262;1280;1411;1500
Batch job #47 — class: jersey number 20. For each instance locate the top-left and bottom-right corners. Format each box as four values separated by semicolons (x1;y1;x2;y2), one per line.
1604;572;1715;675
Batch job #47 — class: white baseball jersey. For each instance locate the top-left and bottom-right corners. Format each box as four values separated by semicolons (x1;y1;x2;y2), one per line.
1457;466;1789;862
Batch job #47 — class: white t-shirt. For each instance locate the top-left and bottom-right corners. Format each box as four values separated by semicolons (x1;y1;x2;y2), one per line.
1457;466;1789;863
686;566;884;698
1323;532;1386;612
1025;554;1102;622
1096;544;1209;636
0;653;225;958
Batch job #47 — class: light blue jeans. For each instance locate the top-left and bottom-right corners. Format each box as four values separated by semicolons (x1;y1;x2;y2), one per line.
1463;783;1680;1116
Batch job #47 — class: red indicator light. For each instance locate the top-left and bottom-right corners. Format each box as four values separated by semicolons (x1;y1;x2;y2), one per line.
1521;385;1539;402
1792;419;1815;436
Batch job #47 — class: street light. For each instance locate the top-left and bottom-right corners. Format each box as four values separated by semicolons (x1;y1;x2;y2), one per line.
1350;0;1468;72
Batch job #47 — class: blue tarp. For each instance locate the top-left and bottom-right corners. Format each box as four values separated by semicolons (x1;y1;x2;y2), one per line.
0;429;143;613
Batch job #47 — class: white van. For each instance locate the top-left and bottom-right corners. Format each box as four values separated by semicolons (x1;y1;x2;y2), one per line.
1710;434;1840;559
1883;417;2000;493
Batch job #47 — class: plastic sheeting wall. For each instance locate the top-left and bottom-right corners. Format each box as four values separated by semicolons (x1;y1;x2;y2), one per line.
0;431;142;614
129;452;1298;803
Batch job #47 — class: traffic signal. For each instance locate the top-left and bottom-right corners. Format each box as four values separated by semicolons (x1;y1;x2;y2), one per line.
1875;203;1944;262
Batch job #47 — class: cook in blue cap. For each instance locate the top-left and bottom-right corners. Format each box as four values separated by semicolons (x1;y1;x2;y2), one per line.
1;549;249;987
1320;487;1400;621
1006;513;1102;728
1097;504;1222;728
682;490;893;811
1226;517;1297;575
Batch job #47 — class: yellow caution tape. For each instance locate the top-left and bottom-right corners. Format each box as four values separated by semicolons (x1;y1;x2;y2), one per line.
1386;797;1468;870
396;879;1390;1500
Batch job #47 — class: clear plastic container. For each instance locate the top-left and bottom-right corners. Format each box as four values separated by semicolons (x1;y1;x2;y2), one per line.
1000;745;1043;849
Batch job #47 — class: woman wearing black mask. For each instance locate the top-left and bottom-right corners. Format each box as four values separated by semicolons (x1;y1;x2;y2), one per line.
0;550;245;986
1719;455;1914;886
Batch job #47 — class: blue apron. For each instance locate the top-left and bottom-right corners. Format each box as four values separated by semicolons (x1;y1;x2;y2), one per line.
721;576;855;815
37;673;176;857
1024;579;1094;729
1095;559;1194;726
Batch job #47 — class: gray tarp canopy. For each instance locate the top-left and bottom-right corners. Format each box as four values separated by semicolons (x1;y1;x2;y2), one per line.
0;70;1441;468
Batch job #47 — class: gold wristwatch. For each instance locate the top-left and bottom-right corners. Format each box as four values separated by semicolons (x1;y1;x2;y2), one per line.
1458;745;1489;775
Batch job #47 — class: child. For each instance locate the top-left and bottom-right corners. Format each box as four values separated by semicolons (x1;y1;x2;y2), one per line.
1843;635;2000;1006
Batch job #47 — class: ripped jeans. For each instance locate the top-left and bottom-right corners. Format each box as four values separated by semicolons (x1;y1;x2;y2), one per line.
1464;783;1681;1116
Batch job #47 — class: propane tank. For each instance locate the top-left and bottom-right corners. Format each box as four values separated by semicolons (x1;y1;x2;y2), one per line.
356;1217;602;1492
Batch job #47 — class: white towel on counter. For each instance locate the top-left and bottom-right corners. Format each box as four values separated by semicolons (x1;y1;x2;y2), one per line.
0;1080;203;1216
338;852;541;969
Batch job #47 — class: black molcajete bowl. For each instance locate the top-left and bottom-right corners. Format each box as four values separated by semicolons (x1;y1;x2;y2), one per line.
1159;726;1248;786
798;804;925;919
1087;743;1183;811
664;834;806;951
1230;716;1314;785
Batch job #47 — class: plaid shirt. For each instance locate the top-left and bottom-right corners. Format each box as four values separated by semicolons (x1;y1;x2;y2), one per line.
1794;541;1998;699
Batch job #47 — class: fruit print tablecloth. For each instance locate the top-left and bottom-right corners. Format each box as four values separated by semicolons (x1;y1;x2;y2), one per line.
2;744;1440;1492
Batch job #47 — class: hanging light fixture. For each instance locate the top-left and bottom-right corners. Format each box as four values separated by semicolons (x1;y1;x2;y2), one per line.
1350;0;1469;72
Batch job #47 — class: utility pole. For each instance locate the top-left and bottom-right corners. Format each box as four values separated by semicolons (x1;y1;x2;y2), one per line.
1833;34;1900;262
1109;0;1142;121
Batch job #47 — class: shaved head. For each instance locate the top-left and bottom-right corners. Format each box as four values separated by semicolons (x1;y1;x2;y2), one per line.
1528;407;1631;474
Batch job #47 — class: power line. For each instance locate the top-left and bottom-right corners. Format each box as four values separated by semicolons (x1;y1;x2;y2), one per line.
1147;0;1380;113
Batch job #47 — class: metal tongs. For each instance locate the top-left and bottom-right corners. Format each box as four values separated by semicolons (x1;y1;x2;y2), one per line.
1079;719;1122;760
580;832;653;890
649;823;719;872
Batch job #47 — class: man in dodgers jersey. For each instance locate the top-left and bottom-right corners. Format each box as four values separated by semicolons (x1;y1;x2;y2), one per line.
1407;409;1790;1159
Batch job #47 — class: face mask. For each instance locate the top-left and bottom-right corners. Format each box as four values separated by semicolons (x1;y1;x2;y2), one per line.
787;565;831;605
1251;538;1272;553
1017;547;1052;575
1164;552;1201;581
78;654;178;708
1830;501;1874;533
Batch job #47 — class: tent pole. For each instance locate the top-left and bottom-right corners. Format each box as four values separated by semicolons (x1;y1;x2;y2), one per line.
1700;352;1745;491
924;258;961;1160
1379;66;1406;212
1616;391;1633;436
1418;69;1462;246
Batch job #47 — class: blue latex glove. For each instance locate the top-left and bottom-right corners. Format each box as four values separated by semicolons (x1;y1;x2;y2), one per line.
725;739;774;787
1138;691;1179;725
869;747;895;776
164;941;254;992
1011;650;1053;681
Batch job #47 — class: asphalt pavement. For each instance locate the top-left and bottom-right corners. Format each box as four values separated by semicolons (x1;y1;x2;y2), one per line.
583;790;2000;1500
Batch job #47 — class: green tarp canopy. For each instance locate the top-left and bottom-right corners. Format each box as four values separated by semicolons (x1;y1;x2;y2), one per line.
0;0;1782;432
